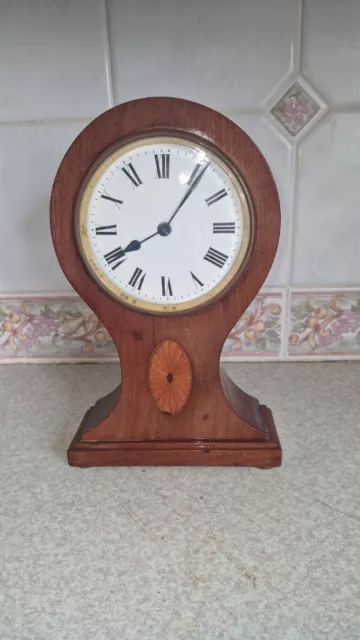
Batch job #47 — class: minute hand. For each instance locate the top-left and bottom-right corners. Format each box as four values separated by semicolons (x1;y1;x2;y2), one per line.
167;161;210;225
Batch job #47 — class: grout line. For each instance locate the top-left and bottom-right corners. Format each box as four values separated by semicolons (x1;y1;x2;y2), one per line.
0;100;355;129
298;0;304;73
331;104;360;114
282;287;293;360
0;117;94;127
0;108;270;128
222;356;282;363
285;354;360;361
292;0;303;74
0;292;80;299
265;113;295;146
0;357;119;365
288;144;300;284
290;287;360;293
2;354;360;364
280;288;290;359
300;70;335;109
219;107;264;116
4;286;360;299
101;0;115;108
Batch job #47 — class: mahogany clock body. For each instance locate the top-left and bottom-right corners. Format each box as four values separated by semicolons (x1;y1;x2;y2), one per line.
50;97;282;467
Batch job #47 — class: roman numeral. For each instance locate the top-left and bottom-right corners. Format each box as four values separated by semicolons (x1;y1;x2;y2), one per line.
122;163;142;187
128;267;146;291
101;194;123;205
161;277;173;296
213;222;235;234
190;271;204;288
204;247;228;269
205;189;228;206
95;224;117;236
104;246;126;270
187;163;201;185
155;154;170;179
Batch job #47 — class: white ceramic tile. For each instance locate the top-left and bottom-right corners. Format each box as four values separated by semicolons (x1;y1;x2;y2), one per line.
302;0;360;106
107;0;299;109
0;0;108;121
0;122;89;293
231;115;292;285
293;113;360;285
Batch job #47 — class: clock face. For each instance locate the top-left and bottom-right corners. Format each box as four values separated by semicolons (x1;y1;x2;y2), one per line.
77;135;252;313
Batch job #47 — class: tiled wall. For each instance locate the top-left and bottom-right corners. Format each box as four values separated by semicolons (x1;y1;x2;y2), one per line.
1;0;360;362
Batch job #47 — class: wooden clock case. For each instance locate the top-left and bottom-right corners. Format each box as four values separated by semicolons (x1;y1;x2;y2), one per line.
50;97;282;468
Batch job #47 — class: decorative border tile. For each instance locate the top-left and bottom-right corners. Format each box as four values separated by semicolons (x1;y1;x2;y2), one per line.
222;292;284;359
3;290;360;362
0;293;285;363
0;297;117;362
264;74;329;144
271;82;320;137
288;290;360;358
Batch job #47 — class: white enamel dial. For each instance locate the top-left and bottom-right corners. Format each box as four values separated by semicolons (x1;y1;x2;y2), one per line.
77;136;251;313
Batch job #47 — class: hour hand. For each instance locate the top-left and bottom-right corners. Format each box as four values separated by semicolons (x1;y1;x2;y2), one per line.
123;231;159;254
123;239;141;253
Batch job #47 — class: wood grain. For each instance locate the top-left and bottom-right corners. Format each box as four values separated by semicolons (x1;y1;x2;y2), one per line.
68;405;281;468
50;97;282;467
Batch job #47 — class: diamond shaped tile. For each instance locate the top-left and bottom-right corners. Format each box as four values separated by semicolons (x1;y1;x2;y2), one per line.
271;82;321;137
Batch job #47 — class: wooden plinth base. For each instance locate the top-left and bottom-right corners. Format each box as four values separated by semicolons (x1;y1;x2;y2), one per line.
68;404;281;468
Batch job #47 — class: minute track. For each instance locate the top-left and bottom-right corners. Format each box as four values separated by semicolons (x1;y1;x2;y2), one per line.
80;135;249;312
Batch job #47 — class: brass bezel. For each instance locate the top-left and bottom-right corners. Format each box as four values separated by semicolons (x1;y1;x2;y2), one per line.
76;133;254;315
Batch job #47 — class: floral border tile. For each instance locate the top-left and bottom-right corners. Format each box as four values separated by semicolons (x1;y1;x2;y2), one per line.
4;291;360;362
0;297;117;361
271;82;320;137
0;293;284;362
288;291;360;357
222;292;283;359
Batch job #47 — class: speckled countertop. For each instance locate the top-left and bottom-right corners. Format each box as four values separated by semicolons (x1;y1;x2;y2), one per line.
1;362;359;640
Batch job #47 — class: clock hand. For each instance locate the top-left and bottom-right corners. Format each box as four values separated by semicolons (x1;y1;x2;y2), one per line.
123;230;159;253
122;162;210;254
167;161;210;225
122;163;210;255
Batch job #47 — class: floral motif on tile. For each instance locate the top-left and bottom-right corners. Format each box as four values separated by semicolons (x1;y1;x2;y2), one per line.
0;294;284;361
289;293;360;355
222;294;283;358
271;83;320;136
0;299;117;359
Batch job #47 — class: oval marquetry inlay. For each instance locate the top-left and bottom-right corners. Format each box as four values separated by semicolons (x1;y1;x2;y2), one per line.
148;339;193;414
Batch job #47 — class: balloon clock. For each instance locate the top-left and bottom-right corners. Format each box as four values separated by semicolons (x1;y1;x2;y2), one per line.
50;98;282;467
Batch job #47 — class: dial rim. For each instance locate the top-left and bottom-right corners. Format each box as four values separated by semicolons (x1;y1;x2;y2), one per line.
76;134;253;315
